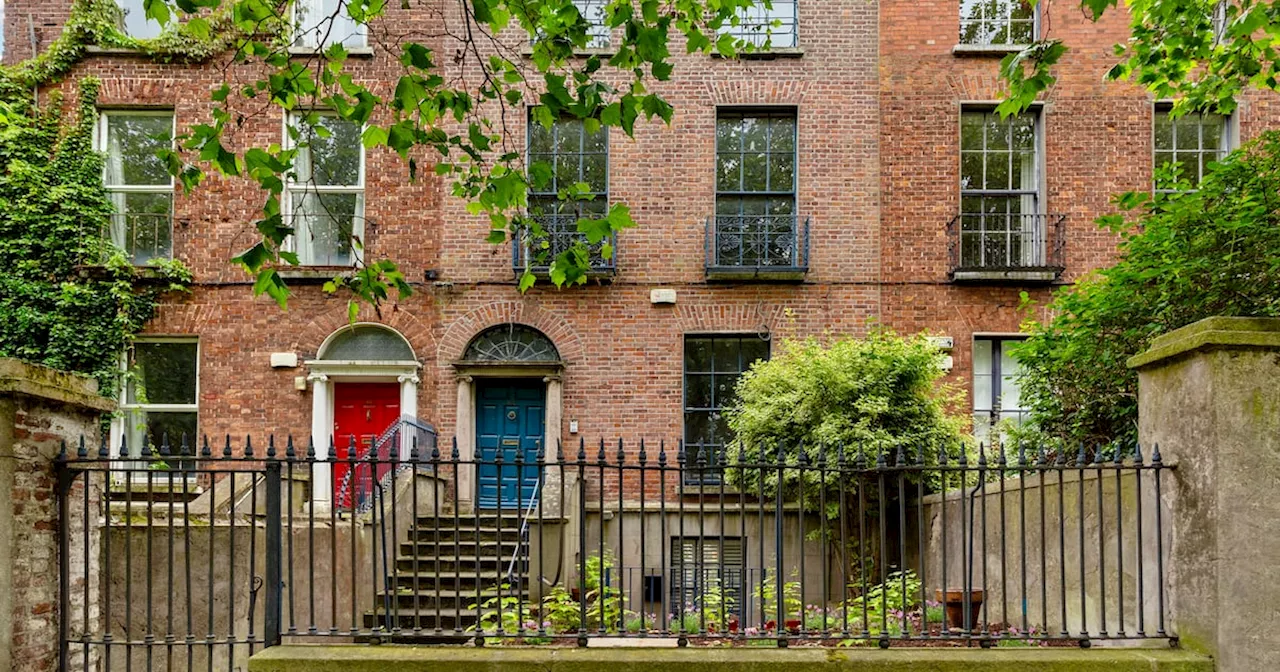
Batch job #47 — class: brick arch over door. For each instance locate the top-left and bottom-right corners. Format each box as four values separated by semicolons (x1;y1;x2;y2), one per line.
292;304;436;361
437;302;584;364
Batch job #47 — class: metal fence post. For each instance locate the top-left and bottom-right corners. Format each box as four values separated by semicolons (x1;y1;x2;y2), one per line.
56;453;74;672
264;460;283;649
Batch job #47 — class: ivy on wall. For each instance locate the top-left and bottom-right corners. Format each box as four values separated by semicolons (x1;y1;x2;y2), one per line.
0;0;223;397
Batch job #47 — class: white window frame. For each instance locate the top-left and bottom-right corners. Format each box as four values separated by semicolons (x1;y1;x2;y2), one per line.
958;0;1038;47
111;337;200;484
283;111;367;267
718;0;799;49
1152;101;1234;194
291;0;368;50
95;110;176;264
958;104;1046;268
971;335;1029;448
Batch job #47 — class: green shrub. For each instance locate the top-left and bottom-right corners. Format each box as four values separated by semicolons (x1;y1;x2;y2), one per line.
1015;132;1280;447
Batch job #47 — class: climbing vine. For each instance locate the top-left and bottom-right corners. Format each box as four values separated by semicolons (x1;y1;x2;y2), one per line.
0;0;283;396
0;76;191;398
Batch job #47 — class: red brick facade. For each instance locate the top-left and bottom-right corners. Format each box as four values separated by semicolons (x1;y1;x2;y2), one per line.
9;0;1280;477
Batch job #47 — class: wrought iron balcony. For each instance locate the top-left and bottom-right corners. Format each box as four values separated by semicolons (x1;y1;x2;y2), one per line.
705;214;809;281
511;213;617;276
947;212;1065;283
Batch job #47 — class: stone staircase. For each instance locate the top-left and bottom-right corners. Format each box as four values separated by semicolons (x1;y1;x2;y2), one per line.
363;511;529;640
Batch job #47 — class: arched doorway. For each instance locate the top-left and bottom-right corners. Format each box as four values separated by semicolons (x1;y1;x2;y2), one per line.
306;323;422;509
453;324;564;511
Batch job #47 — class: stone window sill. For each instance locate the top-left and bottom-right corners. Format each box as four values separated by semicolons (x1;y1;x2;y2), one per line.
287;46;375;57
712;47;805;59
519;46;616;59
952;43;1027;57
277;267;356;283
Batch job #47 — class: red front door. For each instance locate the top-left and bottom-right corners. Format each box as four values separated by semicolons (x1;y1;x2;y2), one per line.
332;382;401;509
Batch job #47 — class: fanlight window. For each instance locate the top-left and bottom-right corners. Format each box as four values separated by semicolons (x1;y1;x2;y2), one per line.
319;325;415;361
464;324;560;362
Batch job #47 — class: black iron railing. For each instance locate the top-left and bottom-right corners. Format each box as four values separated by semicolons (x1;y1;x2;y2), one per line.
56;435;1174;669
706;215;809;276
947;213;1065;278
512;213;617;275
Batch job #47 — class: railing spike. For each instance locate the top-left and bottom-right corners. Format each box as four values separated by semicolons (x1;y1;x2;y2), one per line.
180;433;191;457
577;436;586;463
453;436;462;461
616;437;625;462
119;433;129;460
658;439;667;466
410;435;420;462
244;435;254;458
201;435;212;458
267;435;277;458
638;438;647;465
327;435;337;461
223;434;232;458
159;433;171;457
1152;443;1162;464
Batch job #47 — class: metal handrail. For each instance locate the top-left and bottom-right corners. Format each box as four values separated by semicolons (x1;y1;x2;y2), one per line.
506;476;543;582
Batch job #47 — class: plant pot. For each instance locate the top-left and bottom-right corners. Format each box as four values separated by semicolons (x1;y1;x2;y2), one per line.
935;588;984;631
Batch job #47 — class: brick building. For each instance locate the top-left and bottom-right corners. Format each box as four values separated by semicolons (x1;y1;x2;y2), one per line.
3;0;1276;507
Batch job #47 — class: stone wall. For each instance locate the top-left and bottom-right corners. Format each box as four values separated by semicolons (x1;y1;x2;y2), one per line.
0;359;113;672
1131;317;1280;672
911;468;1169;638
97;469;442;671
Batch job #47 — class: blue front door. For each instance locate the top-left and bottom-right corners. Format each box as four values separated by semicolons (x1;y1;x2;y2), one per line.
476;379;545;509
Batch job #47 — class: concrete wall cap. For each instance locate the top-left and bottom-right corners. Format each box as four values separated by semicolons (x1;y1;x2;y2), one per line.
0;358;115;412
1128;316;1280;370
247;645;1214;672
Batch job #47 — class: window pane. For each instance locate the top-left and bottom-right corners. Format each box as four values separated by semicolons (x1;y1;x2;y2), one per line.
124;410;198;459
105;115;172;186
582;152;607;192
294;0;365;48
296;115;361;187
717;155;742;192
712;337;741;372
999;342;1024;412
973;338;994;376
714;374;740;407
685;374;713;408
769;116;796;151
685;338;713;371
1154;112;1173;152
117;0;164;39
741;151;768;191
110;192;174;264
529;123;554;155
127;342;197;405
291;191;361;266
959;0;1032;45
770;152;795;191
739;337;769;366
716;117;743;152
